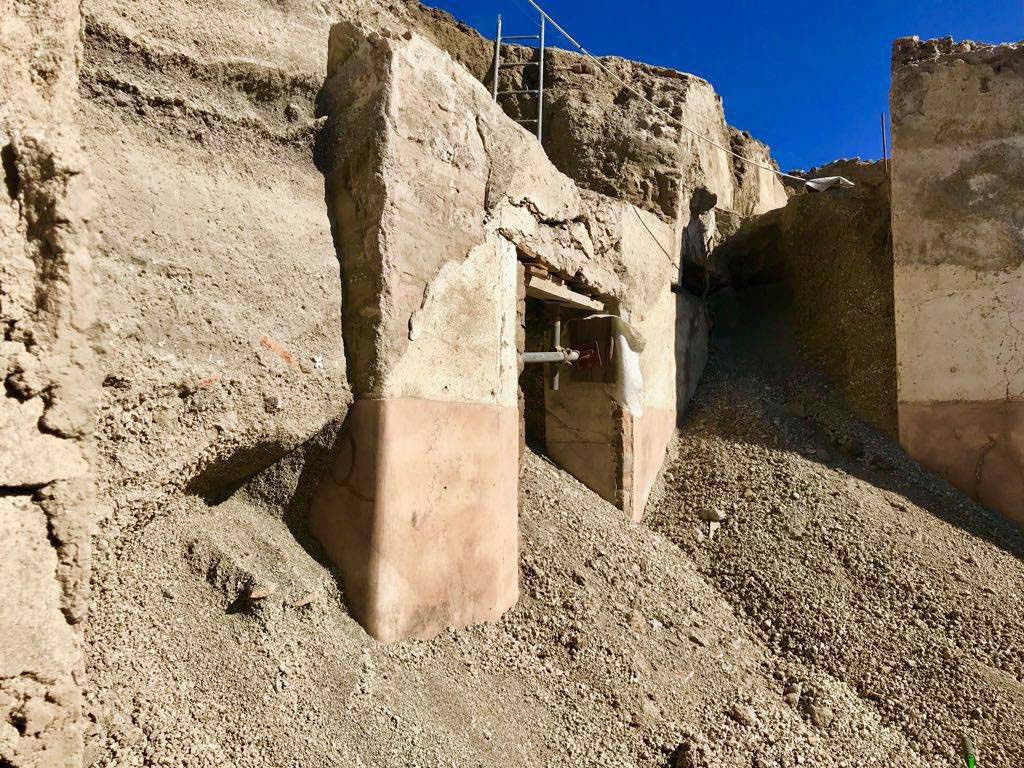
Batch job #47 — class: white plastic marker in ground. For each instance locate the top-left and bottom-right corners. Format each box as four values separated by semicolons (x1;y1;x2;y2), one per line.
962;735;977;768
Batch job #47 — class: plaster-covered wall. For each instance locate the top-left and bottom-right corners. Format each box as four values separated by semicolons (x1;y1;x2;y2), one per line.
890;36;1024;524
312;25;686;641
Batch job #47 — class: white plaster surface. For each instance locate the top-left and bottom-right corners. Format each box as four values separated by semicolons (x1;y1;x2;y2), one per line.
387;234;520;408
895;261;1024;403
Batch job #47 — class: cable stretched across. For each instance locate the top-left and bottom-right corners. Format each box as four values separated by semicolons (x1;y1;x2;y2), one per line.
521;0;808;185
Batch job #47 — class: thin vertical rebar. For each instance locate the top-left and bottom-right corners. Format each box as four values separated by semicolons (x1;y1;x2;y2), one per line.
492;15;502;101
551;314;562;391
537;16;545;141
881;112;889;174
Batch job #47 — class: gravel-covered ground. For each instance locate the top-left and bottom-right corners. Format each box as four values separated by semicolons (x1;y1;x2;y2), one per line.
86;435;940;768
84;297;1024;768
647;291;1024;768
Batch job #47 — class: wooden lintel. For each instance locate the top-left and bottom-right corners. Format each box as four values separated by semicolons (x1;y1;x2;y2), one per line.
525;275;604;312
524;264;550;279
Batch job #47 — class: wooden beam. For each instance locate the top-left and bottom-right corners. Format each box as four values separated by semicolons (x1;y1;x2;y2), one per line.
525;275;604;312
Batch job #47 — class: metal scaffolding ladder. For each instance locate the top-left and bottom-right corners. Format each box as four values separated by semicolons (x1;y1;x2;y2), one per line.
491;12;546;141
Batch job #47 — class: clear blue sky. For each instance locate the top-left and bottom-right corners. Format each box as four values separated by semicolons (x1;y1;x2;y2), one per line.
429;0;1023;170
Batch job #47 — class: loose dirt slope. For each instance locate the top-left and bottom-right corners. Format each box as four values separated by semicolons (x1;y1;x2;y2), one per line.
648;293;1024;768
86;438;941;768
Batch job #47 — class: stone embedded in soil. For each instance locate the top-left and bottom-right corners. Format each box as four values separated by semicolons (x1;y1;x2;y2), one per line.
699;508;728;523
809;705;835;729
729;703;759;727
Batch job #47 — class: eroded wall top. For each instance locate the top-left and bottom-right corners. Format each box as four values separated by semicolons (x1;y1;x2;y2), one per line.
364;4;790;235
493;44;788;229
891;36;1024;404
320;23;677;402
892;36;1024;275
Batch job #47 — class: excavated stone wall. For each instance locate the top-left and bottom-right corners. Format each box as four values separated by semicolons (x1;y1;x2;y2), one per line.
542;53;787;226
434;29;789;423
492;46;788;228
711;160;898;434
312;25;684;640
0;0;791;737
401;13;788;238
890;36;1024;524
0;0;98;764
4;1;1019;760
75;0;496;751
75;0;784;545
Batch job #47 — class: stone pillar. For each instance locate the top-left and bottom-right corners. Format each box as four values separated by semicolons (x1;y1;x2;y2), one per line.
890;37;1024;524
1;0;97;764
311;24;520;643
312;23;688;641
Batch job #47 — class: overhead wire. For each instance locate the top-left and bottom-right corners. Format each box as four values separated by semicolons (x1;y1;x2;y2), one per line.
509;0;543;26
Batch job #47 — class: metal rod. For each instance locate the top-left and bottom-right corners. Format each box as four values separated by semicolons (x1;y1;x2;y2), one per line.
523;350;580;364
499;61;540;69
881;112;888;166
522;0;586;55
503;34;540;40
537;15;545;141
552;315;562;390
491;15;502;101
498;89;541;96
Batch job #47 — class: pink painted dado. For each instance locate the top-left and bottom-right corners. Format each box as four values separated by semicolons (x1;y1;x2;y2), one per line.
311;399;520;643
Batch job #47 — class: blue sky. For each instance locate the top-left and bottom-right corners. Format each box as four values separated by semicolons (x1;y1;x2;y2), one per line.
429;0;1023;170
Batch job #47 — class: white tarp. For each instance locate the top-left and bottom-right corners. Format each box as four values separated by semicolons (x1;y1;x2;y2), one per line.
805;176;856;193
577;314;646;417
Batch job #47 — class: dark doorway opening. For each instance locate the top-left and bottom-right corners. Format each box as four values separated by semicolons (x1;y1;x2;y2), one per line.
520;296;548;453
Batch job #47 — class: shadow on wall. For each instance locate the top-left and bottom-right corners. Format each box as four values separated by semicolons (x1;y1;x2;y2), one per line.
706;286;1024;563
675;290;709;422
710;161;898;437
673;188;715;423
520;296;550;454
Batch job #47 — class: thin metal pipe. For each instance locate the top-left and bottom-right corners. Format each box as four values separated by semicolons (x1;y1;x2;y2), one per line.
523;350;580;364
491;15;502;101
537;15;545;141
522;0;586;54
881;113;888;164
882;112;892;176
552;316;562;390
